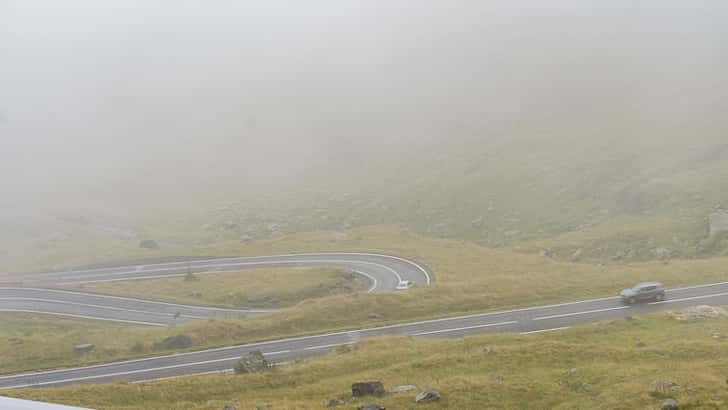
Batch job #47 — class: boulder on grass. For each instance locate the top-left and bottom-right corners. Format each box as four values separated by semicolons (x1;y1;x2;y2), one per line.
351;381;385;397
661;398;679;410
415;389;441;403
74;344;95;354
139;239;159;249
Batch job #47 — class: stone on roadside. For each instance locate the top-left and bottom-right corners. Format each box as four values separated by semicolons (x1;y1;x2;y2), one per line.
234;350;270;374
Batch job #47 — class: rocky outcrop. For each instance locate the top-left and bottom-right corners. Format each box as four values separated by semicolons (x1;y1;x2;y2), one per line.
234;350;270;374
650;380;678;397
351;381;385;397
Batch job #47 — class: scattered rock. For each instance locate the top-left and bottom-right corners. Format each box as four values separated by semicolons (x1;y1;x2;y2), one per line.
155;334;193;350
471;216;484;228
389;385;418;393
326;398;345;407
222;405;236;410
652;247;672;259
222;221;238;230
415;389;441;403
332;232;349;241
669;305;727;321
661;398;679;410
351;381;385;397
712;332;723;339
239;234;254;243
74;343;95;354
651;380;679;397
611;250;626;261
368;313;383;320
358;405;385;410
539;249;553;258
571;248;583;262
139;239;159;249
234;350;270;374
504;229;521;237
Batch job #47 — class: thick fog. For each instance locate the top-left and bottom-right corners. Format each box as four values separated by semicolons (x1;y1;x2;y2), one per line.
1;0;727;212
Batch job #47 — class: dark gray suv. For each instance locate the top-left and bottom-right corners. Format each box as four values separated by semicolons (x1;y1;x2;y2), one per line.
620;282;665;304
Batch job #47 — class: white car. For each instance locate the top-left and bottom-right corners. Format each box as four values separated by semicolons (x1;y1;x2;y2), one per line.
395;280;415;290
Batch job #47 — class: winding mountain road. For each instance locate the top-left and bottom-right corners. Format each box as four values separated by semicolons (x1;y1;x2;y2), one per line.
0;253;432;326
2;254;728;389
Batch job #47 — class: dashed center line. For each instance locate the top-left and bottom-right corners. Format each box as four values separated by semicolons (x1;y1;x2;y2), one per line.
304;342;355;351
533;306;630;321
649;291;728;305
521;326;571;335
411;321;518;336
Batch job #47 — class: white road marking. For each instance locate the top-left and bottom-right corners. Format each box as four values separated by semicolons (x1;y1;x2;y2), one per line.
352;270;378;293
668;281;728;292
520;326;571;335
533;306;630;321
0;309;167;327
36;258;403;289
9;282;728;385
0;346;321;389
0;297;207;320
649;291;728;305
411;321;518;336
23;252;431;285
0;288;269;313
1;356;244;388
263;350;291;355
0;296;641;382
303;342;355;351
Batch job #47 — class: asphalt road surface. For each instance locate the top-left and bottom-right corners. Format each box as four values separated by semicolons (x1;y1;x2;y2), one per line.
2;255;728;388
0;253;432;325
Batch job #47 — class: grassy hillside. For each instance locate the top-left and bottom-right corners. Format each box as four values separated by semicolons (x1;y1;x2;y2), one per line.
8;309;728;409
4;226;728;375
1;137;726;275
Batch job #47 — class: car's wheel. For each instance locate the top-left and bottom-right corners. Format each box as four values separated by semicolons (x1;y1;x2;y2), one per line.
655;293;665;301
628;297;636;305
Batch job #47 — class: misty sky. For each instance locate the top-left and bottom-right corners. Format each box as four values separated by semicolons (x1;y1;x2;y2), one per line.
1;0;727;205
